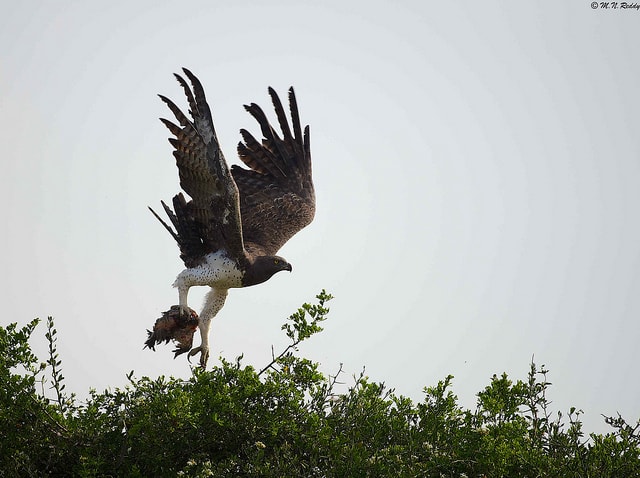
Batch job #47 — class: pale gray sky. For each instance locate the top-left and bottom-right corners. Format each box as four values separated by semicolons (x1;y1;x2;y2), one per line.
2;1;639;434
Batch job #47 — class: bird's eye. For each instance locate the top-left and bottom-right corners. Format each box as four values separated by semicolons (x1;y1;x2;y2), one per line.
274;259;280;265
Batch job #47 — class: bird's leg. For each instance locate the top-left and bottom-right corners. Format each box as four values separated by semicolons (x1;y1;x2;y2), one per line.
188;318;212;368
187;288;229;369
172;272;193;317
178;285;190;316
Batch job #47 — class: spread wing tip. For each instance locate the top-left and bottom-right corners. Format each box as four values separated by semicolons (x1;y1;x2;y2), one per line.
148;204;179;242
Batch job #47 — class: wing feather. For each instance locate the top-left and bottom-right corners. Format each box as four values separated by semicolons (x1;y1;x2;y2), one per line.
232;87;315;256
152;69;245;267
242;103;290;177
288;88;303;147
238;128;286;178
268;87;296;155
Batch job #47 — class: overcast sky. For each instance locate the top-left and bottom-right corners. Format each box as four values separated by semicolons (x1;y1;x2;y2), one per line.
2;1;639;434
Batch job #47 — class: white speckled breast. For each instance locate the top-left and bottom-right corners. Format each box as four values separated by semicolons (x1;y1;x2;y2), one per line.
173;251;243;289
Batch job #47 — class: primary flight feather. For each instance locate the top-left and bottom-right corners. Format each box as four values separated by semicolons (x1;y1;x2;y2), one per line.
147;69;315;367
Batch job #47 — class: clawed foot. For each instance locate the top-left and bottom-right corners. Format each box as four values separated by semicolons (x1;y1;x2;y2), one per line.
187;345;210;368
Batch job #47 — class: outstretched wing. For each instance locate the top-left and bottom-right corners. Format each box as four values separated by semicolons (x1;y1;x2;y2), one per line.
152;68;245;268
232;87;315;256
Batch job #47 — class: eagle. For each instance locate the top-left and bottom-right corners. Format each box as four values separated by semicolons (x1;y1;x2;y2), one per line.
146;69;314;368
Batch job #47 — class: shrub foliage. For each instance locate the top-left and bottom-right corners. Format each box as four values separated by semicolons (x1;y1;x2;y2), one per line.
1;290;639;477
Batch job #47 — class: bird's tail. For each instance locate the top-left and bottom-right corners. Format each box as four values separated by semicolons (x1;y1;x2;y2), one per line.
148;193;209;266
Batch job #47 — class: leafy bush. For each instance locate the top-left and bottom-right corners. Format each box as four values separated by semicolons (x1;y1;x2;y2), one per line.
1;290;639;477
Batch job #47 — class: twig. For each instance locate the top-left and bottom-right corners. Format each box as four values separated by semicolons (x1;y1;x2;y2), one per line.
258;342;299;377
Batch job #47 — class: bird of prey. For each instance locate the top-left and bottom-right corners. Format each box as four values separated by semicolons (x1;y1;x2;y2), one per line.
147;68;314;368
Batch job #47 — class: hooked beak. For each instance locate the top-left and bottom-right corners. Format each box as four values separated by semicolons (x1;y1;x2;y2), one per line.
285;263;293;272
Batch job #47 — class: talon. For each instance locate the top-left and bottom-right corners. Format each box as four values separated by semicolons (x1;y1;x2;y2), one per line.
187;346;209;368
199;348;210;369
187;346;201;363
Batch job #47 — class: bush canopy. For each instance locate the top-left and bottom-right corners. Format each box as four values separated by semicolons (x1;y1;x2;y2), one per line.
1;290;638;477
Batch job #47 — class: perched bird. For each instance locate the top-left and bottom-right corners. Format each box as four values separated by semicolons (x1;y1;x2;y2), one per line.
147;69;315;368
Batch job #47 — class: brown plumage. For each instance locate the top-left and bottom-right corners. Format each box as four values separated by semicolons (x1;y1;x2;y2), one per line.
146;69;315;367
144;306;199;358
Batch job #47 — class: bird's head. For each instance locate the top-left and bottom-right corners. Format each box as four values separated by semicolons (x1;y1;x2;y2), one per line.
271;255;293;273
261;255;293;275
244;255;292;286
